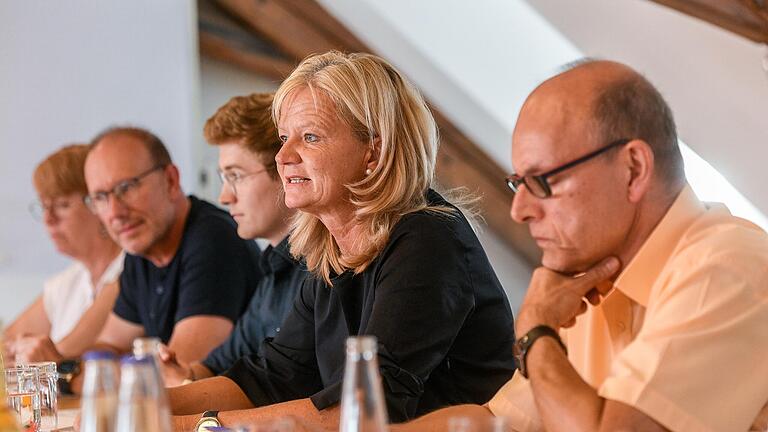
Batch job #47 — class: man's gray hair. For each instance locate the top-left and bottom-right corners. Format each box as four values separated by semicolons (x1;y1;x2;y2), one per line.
563;58;685;185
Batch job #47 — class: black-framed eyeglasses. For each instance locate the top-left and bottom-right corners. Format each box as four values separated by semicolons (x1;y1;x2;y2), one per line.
217;168;268;196
84;165;165;212
505;138;631;198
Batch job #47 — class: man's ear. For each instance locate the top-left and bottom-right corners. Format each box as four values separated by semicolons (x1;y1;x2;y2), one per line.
163;164;182;195
624;140;654;203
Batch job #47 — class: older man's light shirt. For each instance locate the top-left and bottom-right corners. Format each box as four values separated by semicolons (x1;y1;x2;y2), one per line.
487;185;768;432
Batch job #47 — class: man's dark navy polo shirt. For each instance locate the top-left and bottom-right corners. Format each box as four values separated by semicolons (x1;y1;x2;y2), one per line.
114;196;260;343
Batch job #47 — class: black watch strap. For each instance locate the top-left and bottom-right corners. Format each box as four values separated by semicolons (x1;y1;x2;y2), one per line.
514;325;567;379
56;359;82;395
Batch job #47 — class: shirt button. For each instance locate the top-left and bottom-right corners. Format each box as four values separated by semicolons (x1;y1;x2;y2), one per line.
275;327;281;333
156;285;164;295
149;311;156;319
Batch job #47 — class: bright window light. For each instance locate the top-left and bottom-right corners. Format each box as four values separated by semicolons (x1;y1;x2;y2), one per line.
680;142;768;232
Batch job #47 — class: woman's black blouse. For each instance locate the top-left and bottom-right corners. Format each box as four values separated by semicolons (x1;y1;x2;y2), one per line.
223;190;516;422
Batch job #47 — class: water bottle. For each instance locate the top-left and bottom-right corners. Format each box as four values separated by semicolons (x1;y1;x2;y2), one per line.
80;351;119;432
131;338;171;426
339;336;388;432
115;356;171;432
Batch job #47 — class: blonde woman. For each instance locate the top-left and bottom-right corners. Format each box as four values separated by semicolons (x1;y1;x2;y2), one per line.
169;51;516;431
4;144;124;363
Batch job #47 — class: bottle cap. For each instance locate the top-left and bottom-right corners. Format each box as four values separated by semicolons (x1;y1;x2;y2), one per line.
83;350;117;361
120;355;153;365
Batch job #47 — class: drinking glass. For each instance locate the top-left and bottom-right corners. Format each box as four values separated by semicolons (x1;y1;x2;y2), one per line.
30;362;57;431
447;416;514;432
5;365;41;431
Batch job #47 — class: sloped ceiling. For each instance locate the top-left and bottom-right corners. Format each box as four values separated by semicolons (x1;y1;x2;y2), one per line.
198;0;540;265
527;0;768;220
198;0;768;267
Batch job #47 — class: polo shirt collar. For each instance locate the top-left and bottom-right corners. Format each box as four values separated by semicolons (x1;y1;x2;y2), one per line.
613;184;706;307
259;236;294;275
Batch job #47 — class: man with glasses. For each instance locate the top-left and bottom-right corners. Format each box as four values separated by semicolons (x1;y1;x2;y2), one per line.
387;60;768;431
77;126;260;374
157;94;305;396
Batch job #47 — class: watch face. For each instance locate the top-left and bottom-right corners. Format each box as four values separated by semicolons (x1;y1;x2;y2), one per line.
197;419;220;432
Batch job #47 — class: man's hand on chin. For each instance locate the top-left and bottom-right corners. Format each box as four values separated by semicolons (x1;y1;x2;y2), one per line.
517;256;620;335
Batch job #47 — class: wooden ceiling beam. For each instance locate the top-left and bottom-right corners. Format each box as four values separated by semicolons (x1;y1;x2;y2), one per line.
212;0;359;58
201;0;540;265
199;31;296;80
649;0;768;43
432;110;541;264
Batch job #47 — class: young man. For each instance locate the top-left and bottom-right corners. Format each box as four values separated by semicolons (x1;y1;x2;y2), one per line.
159;93;304;388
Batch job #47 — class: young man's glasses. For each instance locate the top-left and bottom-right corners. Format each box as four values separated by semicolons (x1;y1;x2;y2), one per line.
505;138;631;199
84;165;165;213
217;169;268;196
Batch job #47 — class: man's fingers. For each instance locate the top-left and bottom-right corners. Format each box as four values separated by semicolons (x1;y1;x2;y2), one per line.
577;256;620;294
157;344;175;362
594;280;613;295
585;288;600;305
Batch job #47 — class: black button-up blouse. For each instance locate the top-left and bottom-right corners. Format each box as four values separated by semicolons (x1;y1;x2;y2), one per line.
224;190;516;422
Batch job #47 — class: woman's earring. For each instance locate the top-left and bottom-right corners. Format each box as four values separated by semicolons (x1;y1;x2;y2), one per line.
365;168;372;176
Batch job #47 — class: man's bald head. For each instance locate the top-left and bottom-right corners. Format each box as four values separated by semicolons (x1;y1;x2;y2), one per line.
90;126;173;168
521;60;684;187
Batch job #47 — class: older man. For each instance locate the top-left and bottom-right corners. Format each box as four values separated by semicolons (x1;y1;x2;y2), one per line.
159;93;305;387
390;61;768;432
74;127;259;370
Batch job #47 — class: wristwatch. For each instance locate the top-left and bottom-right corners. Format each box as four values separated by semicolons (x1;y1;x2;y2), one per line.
195;410;220;432
57;359;81;395
513;325;567;379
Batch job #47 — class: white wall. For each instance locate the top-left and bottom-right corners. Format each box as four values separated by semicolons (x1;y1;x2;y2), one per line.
0;1;200;323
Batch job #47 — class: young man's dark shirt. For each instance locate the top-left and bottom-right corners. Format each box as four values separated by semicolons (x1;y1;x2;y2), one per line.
203;237;306;374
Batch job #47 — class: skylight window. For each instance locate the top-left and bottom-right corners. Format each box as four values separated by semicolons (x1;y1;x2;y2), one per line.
680;142;768;231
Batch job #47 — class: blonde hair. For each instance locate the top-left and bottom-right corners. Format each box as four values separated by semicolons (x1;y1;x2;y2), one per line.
273;51;450;283
204;93;281;179
33;144;90;199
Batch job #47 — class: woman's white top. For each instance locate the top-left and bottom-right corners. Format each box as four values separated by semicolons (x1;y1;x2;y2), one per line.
43;252;125;343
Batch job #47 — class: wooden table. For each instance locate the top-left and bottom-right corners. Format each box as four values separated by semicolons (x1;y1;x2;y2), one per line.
58;395;79;411
53;395;79;431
